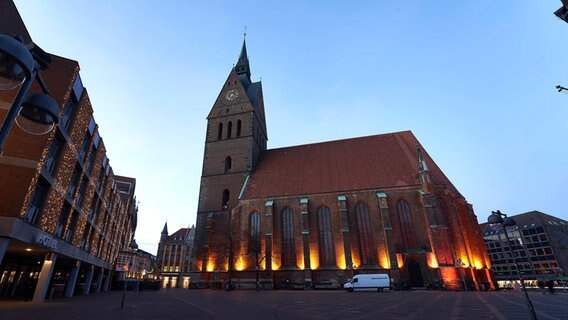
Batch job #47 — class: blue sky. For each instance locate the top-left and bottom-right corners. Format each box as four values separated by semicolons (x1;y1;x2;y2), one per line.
14;1;568;254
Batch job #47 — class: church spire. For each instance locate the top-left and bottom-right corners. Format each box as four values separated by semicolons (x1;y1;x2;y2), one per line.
161;221;168;235
235;32;251;83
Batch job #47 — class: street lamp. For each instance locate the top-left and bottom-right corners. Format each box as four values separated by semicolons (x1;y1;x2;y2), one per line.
121;239;138;309
488;210;538;320
556;85;568;93
0;34;59;154
455;258;468;292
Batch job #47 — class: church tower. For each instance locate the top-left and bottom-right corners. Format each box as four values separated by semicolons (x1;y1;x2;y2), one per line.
193;38;267;272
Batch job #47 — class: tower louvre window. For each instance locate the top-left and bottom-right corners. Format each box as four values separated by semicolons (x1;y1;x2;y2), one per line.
224;156;232;173
218;123;223;140
222;190;230;209
237;120;242;137
227;121;233;139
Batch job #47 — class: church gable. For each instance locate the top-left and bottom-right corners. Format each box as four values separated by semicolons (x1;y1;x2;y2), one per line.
207;69;255;120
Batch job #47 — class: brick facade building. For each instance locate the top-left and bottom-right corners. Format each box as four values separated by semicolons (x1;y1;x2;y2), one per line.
192;40;495;291
0;0;137;302
156;223;195;288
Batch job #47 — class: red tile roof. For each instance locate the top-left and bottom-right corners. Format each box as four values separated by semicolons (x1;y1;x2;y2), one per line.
242;131;458;199
168;228;189;240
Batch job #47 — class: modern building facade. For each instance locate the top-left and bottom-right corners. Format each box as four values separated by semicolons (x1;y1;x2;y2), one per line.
116;248;155;281
0;0;137;302
480;210;568;288
192;40;495;291
156;223;195;288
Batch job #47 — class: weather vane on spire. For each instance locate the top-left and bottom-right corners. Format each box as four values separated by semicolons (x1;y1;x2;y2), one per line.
244;26;247;39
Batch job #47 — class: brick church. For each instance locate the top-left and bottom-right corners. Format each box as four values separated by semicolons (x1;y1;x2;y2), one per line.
192;39;495;291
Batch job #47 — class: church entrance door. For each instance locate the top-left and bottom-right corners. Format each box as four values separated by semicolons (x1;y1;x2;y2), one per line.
407;260;424;287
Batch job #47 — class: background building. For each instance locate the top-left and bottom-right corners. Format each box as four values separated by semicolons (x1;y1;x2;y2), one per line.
116;248;155;281
192;40;494;291
156;223;195;288
0;0;137;302
480;210;568;289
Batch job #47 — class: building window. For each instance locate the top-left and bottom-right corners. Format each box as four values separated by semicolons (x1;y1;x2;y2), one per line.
222;190;230;209
218;123;223;140
72;74;84;102
45;131;64;176
250;211;261;253
76;176;88;208
227;121;233;139
317;206;335;266
282;208;296;267
236;120;242;137
55;203;71;238
224;156;232;173
25;179;50;225
86;145;97;174
397;199;417;248
67;211;80;243
356;203;376;265
79;131;91;163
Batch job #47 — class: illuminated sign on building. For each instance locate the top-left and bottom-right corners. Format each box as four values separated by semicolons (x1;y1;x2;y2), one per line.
35;233;58;250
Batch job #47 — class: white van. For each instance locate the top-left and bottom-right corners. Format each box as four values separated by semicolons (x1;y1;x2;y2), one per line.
343;274;390;292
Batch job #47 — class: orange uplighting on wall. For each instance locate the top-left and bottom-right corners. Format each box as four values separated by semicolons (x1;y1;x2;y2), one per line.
427;252;439;268
472;258;483;270
235;255;247;271
206;257;215;272
297;260;305;270
440;267;459;288
396;253;405;268
272;257;281;271
310;252;319;270
459;256;470;268
350;256;361;270
379;252;390;269
336;252;347;270
295;250;305;270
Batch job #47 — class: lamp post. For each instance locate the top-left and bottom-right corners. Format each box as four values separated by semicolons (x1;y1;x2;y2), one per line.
488;210;538;320
0;34;59;154
121;239;138;309
456;258;468;292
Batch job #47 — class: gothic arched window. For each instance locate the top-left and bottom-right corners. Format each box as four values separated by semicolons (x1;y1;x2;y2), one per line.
317;206;335;266
236;120;242;137
250;211;261;253
397;199;417;248
281;208;296;267
217;123;223;140
356;203;376;265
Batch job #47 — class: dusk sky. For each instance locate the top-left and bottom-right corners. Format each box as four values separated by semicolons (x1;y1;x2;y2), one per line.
14;1;568;254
